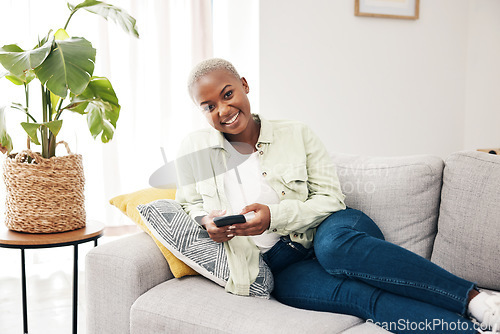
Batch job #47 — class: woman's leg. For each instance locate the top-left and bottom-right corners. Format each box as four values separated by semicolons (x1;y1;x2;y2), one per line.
314;208;476;316
272;259;478;334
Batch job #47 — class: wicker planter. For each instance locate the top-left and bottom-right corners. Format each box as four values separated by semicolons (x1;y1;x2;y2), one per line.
2;142;86;233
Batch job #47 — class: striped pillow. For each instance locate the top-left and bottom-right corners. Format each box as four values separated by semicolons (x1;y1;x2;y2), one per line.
137;199;273;298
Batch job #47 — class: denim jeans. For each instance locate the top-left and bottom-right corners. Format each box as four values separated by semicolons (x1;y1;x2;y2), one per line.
263;208;479;334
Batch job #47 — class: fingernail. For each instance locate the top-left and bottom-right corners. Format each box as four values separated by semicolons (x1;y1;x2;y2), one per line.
227;234;233;238
228;226;236;230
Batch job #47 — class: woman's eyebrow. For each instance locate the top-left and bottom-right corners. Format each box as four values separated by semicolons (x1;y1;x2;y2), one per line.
200;84;232;106
220;84;232;96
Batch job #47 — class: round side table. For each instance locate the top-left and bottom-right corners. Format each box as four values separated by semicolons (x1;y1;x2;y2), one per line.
0;221;104;334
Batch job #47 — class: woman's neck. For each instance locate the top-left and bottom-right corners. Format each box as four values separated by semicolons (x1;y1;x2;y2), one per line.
224;117;260;153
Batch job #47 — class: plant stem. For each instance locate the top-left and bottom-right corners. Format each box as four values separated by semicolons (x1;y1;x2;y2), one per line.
48;132;56;158
54;98;64;121
63;10;78;30
46;89;52;122
24;83;30;150
13;106;38;123
47;97;65;158
41;84;48;158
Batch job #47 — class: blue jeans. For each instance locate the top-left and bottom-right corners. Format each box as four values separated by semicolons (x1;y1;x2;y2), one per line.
262;208;479;334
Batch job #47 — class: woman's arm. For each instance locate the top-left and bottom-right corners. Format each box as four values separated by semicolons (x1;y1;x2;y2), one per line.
231;124;345;238
266;124;346;235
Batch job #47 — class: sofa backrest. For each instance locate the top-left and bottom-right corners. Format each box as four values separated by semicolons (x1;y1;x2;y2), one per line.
330;153;444;260
431;151;500;290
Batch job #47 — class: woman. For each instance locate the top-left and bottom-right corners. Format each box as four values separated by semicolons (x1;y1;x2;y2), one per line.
174;58;499;334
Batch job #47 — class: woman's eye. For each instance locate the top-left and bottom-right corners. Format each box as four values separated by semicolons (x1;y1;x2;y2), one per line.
224;91;233;99
202;105;216;112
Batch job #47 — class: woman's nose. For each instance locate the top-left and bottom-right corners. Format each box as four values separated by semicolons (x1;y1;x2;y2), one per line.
218;103;231;116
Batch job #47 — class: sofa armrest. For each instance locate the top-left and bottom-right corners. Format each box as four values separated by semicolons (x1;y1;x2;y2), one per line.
86;232;173;334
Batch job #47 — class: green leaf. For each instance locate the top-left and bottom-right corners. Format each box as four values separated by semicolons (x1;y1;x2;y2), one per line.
0;38;53;77
100;120;114;142
74;0;139;38
5;74;24;85
86;103;104;138
11;103;37;123
67;76;120;125
5;69;35;85
54;28;70;41
50;92;61;117
43;120;63;137
0;106;14;154
64;100;89;114
21;122;42;145
35;37;96;97
11;102;28;113
81;77;120;124
38;30;53;48
86;103;116;142
85;99;116;143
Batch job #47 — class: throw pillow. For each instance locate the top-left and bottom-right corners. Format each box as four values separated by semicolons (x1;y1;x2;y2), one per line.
431;151;500;290
109;188;198;278
331;153;444;259
137;199;274;298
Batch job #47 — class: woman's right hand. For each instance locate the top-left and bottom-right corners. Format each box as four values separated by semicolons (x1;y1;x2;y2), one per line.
201;209;234;243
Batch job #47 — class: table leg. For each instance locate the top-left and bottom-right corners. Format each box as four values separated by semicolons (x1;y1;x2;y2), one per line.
72;244;78;334
21;248;28;334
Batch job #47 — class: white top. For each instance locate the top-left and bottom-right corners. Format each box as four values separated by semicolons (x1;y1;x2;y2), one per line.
223;140;281;253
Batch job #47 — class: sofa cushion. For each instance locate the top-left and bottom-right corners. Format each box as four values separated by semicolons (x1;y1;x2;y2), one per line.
130;276;389;334
109;187;198;278
137;199;273;298
431;151;500;290
330;153;444;259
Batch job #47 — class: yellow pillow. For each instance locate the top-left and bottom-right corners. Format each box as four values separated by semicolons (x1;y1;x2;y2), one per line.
109;188;199;278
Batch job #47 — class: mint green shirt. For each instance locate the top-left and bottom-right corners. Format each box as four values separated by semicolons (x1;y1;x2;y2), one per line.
174;114;346;249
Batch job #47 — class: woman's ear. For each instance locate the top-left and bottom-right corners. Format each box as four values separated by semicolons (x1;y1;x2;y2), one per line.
241;77;250;94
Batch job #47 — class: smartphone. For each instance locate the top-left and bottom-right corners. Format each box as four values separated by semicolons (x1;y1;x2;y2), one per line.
213;214;246;227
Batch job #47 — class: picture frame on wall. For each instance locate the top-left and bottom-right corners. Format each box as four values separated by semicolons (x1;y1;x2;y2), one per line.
355;0;420;20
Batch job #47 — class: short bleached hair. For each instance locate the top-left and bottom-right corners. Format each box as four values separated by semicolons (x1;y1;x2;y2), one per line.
187;58;241;92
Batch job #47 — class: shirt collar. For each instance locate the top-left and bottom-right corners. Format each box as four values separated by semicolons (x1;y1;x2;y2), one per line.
207;113;274;149
256;114;273;144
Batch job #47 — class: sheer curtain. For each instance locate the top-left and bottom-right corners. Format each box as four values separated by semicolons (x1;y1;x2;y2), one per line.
0;0;215;226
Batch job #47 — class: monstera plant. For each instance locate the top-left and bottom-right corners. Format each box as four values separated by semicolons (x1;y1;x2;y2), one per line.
0;0;139;158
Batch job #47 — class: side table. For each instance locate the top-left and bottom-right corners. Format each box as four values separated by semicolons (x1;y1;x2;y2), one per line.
0;221;104;334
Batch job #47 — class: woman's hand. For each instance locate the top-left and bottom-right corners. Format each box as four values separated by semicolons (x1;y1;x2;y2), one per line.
201;209;236;243
231;203;271;236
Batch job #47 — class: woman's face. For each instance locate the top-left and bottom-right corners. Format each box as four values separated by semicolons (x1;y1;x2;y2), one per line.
190;69;252;136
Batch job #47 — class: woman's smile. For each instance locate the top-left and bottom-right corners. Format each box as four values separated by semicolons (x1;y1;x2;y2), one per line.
221;111;240;126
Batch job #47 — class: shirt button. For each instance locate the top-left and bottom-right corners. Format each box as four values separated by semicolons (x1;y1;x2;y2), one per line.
262;172;267;176
281;191;286;196
257;143;262;148
259;151;263;155
293;233;298;238
272;228;277;232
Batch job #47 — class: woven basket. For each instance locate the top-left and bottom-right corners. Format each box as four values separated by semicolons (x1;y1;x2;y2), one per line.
2;141;86;233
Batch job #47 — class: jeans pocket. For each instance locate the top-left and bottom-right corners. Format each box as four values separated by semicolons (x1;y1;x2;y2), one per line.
287;241;312;260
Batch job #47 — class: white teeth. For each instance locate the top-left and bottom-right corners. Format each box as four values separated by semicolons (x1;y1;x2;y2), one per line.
224;112;239;125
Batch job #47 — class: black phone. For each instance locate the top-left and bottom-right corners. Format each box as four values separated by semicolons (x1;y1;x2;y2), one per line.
213;214;246;227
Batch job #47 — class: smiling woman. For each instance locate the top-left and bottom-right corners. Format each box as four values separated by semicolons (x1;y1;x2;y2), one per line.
189;61;256;144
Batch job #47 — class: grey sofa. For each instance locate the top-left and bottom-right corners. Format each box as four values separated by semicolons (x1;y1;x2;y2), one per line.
86;150;500;334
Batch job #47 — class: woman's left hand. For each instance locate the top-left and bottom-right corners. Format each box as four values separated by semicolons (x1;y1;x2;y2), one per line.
230;203;271;236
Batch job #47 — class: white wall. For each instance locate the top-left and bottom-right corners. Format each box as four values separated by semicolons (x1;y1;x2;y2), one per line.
260;0;498;158
464;0;500;151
